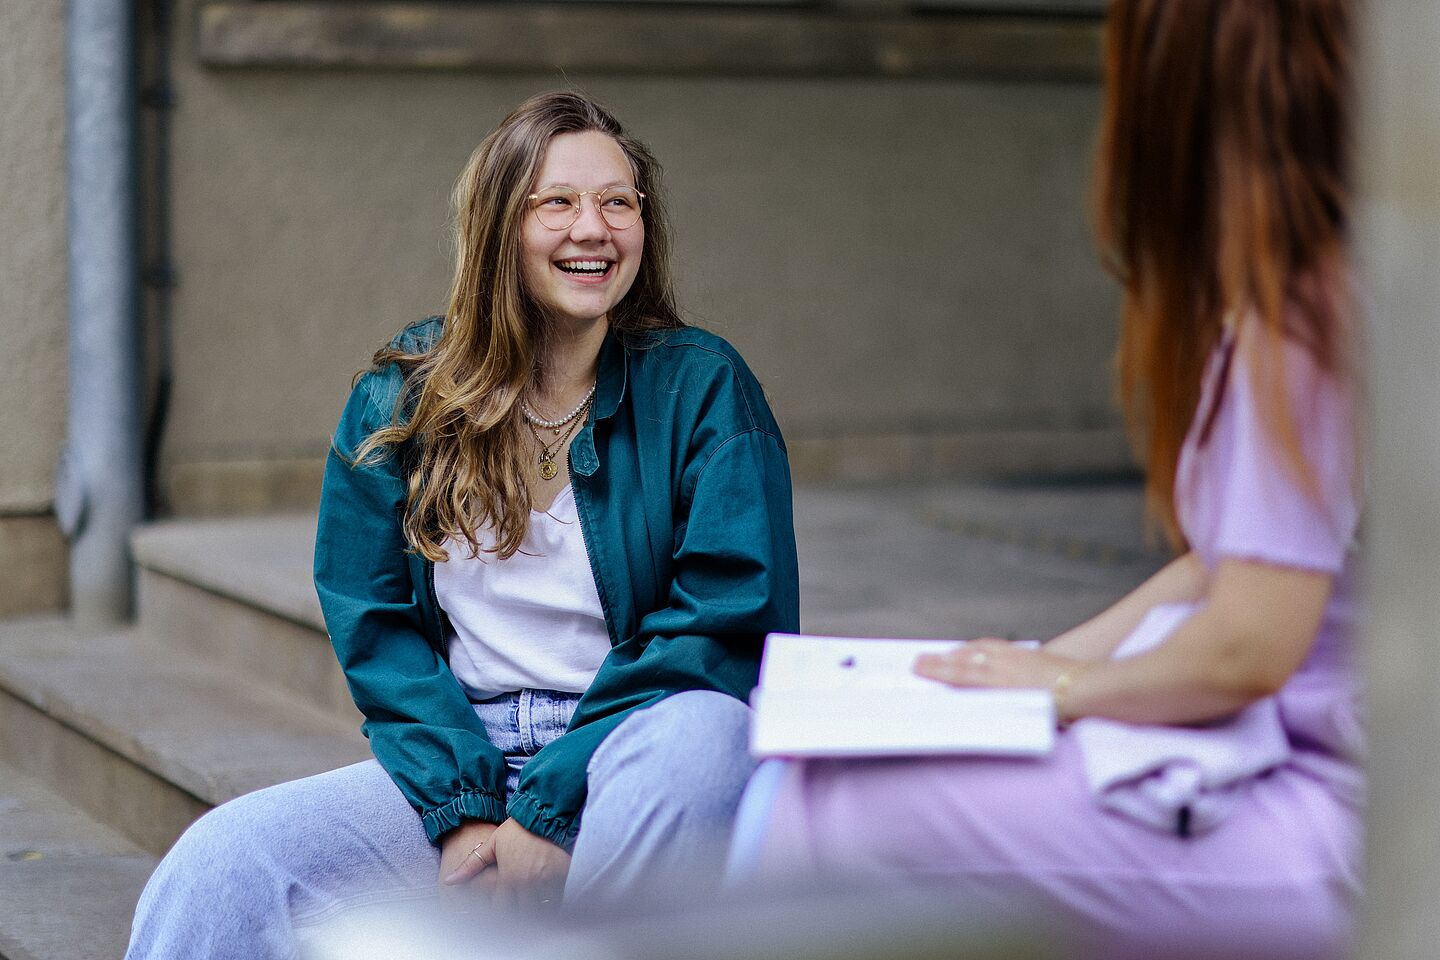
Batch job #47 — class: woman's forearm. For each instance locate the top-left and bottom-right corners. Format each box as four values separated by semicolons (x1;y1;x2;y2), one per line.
1045;551;1207;662
1061;560;1333;725
1062;609;1268;723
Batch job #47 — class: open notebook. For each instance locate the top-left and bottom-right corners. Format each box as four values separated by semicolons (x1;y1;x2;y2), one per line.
750;633;1056;758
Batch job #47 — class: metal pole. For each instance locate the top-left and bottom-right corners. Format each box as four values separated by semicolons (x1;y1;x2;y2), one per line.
60;0;143;625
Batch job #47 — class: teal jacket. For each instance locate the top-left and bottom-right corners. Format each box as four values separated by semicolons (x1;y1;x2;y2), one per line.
314;317;799;850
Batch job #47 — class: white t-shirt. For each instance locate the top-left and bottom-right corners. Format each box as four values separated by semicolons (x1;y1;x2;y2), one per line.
434;485;610;700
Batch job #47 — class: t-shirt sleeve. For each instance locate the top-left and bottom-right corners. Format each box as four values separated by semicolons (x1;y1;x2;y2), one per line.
1212;331;1361;574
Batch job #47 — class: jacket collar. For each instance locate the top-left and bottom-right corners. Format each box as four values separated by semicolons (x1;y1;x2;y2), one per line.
592;327;627;422
570;328;628;477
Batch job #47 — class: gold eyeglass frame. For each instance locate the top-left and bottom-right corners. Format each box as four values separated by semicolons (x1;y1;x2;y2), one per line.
526;186;646;231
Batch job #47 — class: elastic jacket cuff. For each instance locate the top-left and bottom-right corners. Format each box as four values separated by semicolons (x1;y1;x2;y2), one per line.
422;789;508;844
507;790;580;853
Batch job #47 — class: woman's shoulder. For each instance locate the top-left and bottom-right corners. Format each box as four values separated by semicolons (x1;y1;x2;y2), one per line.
625;324;780;434
630;325;759;382
1229;306;1352;410
350;316;444;417
386;315;446;355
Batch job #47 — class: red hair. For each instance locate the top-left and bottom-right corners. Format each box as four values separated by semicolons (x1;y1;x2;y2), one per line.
1094;0;1352;544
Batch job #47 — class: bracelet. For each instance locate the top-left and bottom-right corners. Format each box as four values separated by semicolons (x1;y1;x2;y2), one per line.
1052;670;1076;728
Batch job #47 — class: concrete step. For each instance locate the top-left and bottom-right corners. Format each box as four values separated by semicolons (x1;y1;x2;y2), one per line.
0;615;371;856
798;483;1162;641
0;759;156;960
123;483;1160;695
130;514;357;723
0;521;371;959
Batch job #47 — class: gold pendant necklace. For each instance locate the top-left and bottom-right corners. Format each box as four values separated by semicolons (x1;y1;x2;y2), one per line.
525;398;590;482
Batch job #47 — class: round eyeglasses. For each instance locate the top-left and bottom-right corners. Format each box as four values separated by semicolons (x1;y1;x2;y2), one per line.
527;186;645;231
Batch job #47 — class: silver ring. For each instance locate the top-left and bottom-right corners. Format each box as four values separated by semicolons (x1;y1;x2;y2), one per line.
970;651;988;666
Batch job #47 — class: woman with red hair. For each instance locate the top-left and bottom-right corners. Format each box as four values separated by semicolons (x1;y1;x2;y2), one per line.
735;3;1363;957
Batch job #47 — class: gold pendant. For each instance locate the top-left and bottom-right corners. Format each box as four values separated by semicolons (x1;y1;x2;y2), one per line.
539;458;558;481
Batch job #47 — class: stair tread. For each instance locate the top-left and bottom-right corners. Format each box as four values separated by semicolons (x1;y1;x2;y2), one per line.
0;759;156;960
0;758;148;857
0;616;370;808
0;856;157;960
132;513;324;632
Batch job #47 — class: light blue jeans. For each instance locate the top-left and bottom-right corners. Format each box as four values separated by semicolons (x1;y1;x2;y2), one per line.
125;689;754;960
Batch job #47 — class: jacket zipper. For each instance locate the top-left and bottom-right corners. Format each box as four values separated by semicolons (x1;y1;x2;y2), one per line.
569;436;620;651
422;558;447;652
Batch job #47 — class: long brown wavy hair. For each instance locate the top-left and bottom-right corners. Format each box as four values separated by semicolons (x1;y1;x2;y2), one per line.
1094;0;1353;544
355;91;684;562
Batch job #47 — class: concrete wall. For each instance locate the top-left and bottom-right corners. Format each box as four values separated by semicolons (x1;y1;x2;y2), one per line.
0;0;68;615
160;2;1125;513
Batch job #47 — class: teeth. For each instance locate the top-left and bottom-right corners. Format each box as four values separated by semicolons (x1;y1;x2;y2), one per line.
557;259;610;275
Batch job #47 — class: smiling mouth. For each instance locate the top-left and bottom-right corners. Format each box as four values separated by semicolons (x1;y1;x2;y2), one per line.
555;258;614;277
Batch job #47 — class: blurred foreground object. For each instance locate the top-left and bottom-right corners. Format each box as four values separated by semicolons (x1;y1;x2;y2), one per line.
298;886;1053;960
1357;1;1440;959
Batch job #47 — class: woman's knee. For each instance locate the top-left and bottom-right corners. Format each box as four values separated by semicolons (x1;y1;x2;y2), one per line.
150;762;391;890
568;692;755;901
129;784;336;960
150;785;302;893
588;690;755;806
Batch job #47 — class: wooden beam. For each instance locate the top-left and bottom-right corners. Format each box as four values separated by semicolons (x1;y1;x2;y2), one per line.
195;2;1102;80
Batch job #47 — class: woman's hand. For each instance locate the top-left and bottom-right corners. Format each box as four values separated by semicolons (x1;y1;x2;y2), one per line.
460;817;571;908
914;638;1082;693
439;819;501;888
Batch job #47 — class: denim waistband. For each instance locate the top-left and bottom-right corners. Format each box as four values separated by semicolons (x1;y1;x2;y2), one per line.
470;688;582;759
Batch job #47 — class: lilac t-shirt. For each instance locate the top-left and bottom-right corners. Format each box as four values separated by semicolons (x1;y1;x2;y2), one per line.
1175;318;1364;780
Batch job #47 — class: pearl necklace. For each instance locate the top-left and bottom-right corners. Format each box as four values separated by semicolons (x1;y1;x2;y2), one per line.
521;383;597;435
525;396;592;481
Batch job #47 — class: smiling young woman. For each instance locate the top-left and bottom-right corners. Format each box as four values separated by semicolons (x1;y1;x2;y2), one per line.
521;130;645;332
125;92;799;959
